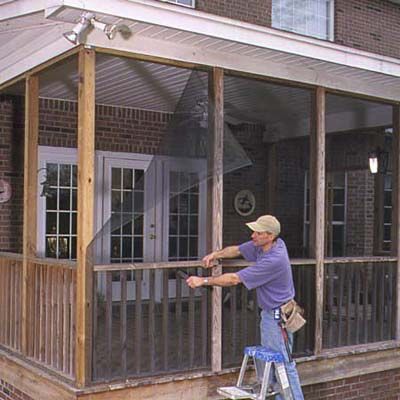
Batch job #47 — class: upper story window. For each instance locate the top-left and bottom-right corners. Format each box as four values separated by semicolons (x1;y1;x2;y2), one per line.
160;0;195;7
272;0;334;41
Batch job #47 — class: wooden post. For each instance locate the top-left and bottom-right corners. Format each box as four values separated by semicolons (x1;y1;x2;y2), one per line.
310;87;326;354
392;105;400;339
208;67;224;372
76;48;95;387
22;75;39;356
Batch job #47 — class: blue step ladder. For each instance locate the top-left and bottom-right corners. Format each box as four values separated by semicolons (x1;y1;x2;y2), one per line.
217;346;294;400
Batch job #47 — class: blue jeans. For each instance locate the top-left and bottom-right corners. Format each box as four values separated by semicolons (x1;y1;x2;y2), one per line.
260;309;304;400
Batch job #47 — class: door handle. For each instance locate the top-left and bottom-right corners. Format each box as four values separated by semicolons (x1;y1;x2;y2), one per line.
149;233;156;240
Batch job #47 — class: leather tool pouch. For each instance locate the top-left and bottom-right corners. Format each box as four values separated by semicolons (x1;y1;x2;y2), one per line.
280;299;306;333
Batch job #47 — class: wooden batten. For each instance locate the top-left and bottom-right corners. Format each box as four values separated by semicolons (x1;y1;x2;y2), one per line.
392;105;400;339
310;87;326;354
76;48;96;387
207;67;224;372
22;74;39;356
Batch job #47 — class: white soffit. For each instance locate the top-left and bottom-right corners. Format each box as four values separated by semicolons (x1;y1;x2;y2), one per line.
1;0;400;101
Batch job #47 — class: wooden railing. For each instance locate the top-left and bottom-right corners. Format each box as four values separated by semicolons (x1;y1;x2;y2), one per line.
0;253;77;379
323;258;397;349
92;261;211;381
1;253;398;384
0;253;23;352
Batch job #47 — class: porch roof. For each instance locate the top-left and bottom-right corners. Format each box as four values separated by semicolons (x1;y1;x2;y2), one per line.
1;0;400;102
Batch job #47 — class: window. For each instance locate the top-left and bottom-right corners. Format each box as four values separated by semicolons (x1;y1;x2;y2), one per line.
168;171;200;261
304;171;346;256
160;0;195;8
44;163;77;259
110;167;145;264
382;174;392;252
272;0;334;40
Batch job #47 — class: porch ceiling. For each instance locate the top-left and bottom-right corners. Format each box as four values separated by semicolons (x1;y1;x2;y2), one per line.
1;0;400;103
4;52;391;134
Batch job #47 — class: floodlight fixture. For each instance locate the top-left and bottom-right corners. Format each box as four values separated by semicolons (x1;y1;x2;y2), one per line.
63;12;93;45
90;18;118;40
63;11;118;44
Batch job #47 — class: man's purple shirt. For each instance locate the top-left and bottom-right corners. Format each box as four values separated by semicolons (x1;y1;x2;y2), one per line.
237;238;295;311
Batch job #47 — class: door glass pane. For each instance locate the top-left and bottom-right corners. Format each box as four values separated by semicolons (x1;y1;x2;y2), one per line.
110;167;145;275
168;171;199;261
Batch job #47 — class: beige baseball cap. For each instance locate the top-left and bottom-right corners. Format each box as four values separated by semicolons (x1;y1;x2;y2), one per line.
246;215;281;236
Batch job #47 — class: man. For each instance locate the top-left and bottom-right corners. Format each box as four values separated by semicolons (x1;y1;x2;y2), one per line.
186;215;304;400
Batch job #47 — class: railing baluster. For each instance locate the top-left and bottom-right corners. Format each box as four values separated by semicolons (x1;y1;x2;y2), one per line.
10;260;15;349
106;271;112;378
176;271;183;367
230;286;237;365
149;270;156;372
120;270;127;377
354;265;361;344
240;285;247;349
45;266;51;365
327;264;334;347
57;269;63;370
63;269;70;374
135;269;142;374
346;266;352;345
52;268;58;368
71;269;76;377
371;265;378;342
188;279;195;368
201;274;208;366
387;264;394;339
378;265;385;341
337;265;344;346
162;269;168;371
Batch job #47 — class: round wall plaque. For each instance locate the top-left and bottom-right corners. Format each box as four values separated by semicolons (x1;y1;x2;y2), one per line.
0;179;12;203
234;189;255;217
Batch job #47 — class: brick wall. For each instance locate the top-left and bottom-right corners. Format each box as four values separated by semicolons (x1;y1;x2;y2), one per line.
0;96;24;253
303;368;400;399
0;380;33;400
275;138;309;258
0;96;171;254
223;123;267;246
196;0;400;60
196;0;271;27
335;0;400;59
39;98;171;153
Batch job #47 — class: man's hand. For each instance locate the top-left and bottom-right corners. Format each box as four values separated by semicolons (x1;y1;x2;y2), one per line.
186;276;205;288
202;252;217;268
202;246;241;268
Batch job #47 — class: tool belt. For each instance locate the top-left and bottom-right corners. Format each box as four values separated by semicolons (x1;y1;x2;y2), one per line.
280;299;306;333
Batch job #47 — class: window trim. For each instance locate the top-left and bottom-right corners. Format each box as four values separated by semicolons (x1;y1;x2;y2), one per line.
159;0;195;9
37;146;78;258
272;0;335;42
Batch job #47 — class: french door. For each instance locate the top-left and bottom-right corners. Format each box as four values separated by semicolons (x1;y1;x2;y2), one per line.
99;153;206;301
37;147;206;302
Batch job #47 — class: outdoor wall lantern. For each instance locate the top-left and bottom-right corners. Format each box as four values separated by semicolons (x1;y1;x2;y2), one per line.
368;147;388;175
63;12;117;44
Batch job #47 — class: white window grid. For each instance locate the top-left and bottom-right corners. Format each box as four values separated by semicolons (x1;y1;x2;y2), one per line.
168;171;199;262
272;0;334;41
110;167;144;264
45;163;77;260
383;174;392;252
159;0;195;8
303;171;346;256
